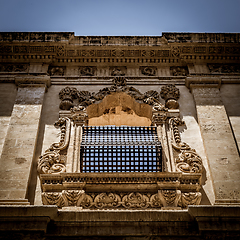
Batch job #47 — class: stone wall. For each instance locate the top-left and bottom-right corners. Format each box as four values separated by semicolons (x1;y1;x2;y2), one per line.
0;32;240;238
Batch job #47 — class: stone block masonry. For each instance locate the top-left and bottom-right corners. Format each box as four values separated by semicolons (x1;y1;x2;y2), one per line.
0;87;45;204
191;86;240;204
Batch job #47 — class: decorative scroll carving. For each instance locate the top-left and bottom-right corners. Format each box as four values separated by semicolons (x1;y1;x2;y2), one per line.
122;192;149;209
49;66;65;76
37;149;64;174
150;194;162;208
94;193;121;208
110;66;126;76
42;190;200;209
208;64;240;73
58;77;172;128
79;66;96;76
140;66;157;76
37;118;71;174
170;66;188;76
176;148;203;173
169;117;203;174
160;84;180;109
58;77;163;111
59;86;79;110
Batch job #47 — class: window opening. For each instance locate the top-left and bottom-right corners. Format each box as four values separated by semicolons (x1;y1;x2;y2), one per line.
80;126;162;172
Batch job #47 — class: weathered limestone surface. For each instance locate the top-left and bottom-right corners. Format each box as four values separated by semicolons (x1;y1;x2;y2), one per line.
192;87;240;203
0;84;17;157
178;86;214;205
0;87;45;203
220;84;240;153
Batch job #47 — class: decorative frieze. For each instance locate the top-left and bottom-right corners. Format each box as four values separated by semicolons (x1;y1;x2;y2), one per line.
208;64;240;73
42;190;201;209
0;64;29;72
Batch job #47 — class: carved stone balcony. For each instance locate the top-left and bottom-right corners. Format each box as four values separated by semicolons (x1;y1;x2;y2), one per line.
40;172;202;209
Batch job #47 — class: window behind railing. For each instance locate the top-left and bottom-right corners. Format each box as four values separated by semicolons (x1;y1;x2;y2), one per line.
80;126;162;172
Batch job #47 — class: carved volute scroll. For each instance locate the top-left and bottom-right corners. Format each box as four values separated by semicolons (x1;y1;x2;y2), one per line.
170;117;203;173
37;118;71;174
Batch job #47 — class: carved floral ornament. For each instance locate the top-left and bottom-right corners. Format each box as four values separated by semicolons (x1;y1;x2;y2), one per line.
42;190;201;209
37;77;203;209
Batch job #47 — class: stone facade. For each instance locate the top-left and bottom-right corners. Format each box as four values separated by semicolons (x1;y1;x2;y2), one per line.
0;32;240;239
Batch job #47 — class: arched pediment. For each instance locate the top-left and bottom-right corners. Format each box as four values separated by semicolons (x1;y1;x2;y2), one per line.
58;77;182;126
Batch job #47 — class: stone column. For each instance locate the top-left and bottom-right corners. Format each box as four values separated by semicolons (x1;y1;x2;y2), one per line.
186;77;240;205
0;76;50;205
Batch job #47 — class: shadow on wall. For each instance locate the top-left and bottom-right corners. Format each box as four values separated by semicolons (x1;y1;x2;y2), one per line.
0;84;17;117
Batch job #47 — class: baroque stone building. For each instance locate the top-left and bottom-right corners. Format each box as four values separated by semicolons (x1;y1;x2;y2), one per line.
0;32;240;239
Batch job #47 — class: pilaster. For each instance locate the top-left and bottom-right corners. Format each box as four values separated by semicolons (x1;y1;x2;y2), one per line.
0;76;50;205
186;77;240;205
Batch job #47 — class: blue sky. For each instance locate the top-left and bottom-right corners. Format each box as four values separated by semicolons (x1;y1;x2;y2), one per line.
0;0;240;36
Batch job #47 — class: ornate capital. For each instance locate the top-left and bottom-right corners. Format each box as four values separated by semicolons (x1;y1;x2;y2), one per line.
69;106;88;124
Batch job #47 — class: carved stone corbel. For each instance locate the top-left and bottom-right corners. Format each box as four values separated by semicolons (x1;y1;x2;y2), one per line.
180;192;202;208
42;192;64;208
37;118;71;174
158;190;181;208
61;190;85;206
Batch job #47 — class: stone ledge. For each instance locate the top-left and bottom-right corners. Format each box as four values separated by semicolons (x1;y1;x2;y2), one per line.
0;205;239;238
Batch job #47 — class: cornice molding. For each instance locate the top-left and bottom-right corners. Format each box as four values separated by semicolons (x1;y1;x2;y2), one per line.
1;32;240;44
